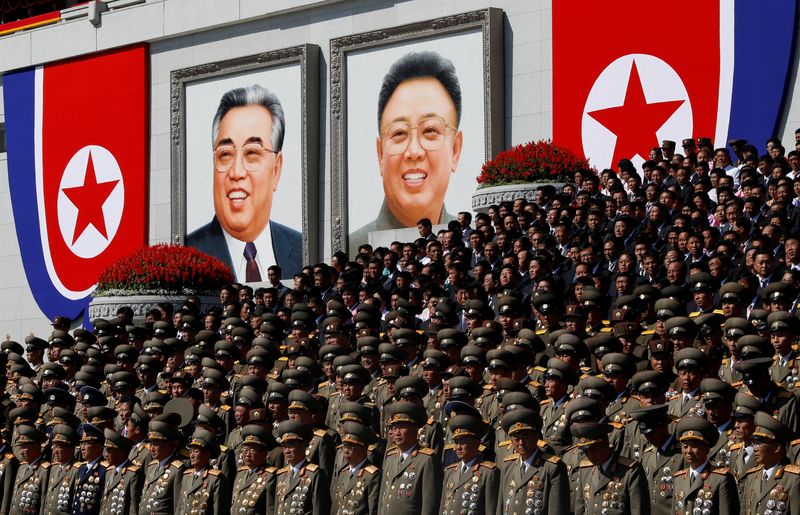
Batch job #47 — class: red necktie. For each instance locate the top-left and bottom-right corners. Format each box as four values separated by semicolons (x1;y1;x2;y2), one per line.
244;242;261;282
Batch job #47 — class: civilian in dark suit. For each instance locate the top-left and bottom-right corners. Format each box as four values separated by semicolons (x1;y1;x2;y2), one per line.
187;84;302;282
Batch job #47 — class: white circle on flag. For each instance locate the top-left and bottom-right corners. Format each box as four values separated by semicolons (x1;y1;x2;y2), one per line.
581;53;693;173
57;145;125;259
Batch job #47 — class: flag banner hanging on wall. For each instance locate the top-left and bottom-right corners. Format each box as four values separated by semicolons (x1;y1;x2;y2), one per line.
3;44;149;326
553;0;798;171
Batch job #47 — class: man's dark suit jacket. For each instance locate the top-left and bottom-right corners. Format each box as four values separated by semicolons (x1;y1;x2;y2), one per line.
186;216;301;281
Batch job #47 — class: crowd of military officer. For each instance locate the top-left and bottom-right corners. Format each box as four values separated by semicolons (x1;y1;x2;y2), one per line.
6;264;800;514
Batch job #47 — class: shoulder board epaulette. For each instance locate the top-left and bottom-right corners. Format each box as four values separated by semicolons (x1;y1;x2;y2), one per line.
578;459;592;468
171;460;183;469
318;381;329;388
360;464;377;475
128;464;140;472
482;384;494;390
536;440;548;449
427;417;434;425
498;440;511;448
265;466;278;474
713;309;724;315
504;453;520;462
220;405;231;411
673;469;688;477
219;444;228;452
305;463;318;472
688;311;700;318
535;329;547;335
791;438;800;447
183;469;194;475
528;381;541;388
4;453;12;460
643;444;655;453
616;456;636;468
545;455;561;464
641;329;655;335
41;462;50;469
742;465;763;476
479;444;487;451
711;467;729;475
418;448;435;456
330;391;341;397
600;327;613;333
534;366;547;372
158;389;168;394
277;466;290;474
731;381;743;388
610;421;624;430
278;356;288;361
208;468;221;476
446;463;459;470
367;444;377;451
386;448;399;457
149;461;158;467
785;464;800;475
602;320;610;325
313;429;326;437
376;379;387;386
729;442;743;450
479;461;496;469
539;399;553;405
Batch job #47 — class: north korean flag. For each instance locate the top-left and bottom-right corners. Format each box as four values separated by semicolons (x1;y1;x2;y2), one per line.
553;0;797;171
3;45;148;325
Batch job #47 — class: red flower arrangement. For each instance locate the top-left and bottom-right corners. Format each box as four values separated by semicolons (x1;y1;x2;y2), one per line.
476;139;591;186
94;244;233;296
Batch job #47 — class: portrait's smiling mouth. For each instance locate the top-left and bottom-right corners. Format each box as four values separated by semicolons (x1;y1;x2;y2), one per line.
402;170;427;186
227;190;249;204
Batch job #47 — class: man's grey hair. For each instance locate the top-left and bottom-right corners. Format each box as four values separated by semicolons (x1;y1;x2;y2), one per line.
211;84;285;152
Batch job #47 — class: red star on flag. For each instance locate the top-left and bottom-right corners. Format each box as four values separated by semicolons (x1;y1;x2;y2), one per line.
62;150;119;245
587;60;685;166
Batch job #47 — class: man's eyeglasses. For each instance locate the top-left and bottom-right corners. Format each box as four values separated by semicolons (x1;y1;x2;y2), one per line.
213;143;277;173
380;115;456;156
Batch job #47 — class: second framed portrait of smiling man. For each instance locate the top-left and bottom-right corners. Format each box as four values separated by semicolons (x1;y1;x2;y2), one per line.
330;9;505;254
171;45;319;282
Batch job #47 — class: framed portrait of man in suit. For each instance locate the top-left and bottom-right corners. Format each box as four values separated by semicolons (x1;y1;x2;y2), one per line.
330;9;504;255
171;45;319;282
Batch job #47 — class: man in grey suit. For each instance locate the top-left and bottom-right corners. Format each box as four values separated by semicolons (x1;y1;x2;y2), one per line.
187;84;301;282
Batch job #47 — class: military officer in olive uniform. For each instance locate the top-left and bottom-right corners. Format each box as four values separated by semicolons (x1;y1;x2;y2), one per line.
668;348;707;420
42;423;80;514
330;422;381;515
630;405;683;515
671;417;739;515
378;402;442;515
440;415;499;515
734;357;800;434
767;311;800;388
497;408;568;515
539;358;574;454
738;412;800;513
230;424;277;515
274;420;331;515
727;392;761;482
10;424;50;514
0;426;18;515
287;390;337;478
699;378;737;469
572;421;649;515
177;429;227;515
100;428;143;515
138;420;185;514
72;424;107;515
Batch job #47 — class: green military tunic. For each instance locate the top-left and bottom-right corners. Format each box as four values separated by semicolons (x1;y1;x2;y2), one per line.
176;467;227;515
573;455;649;515
440;460;499;515
129;440;151;468
41;460;77;514
0;448;18;515
330;462;381;515
307;427;337;478
274;461;330;515
378;446;442;515
639;437;684;515
727;441;755;484
540;398;569;454
138;458;184;514
740;462;800;514
497;450;569;515
671;465;739;515
100;461;143;515
230;464;277;515
10;458;50;514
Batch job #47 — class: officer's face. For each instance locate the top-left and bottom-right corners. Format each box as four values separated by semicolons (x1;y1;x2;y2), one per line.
376;78;462;226
213;105;283;242
704;400;732;425
18;442;41;462
678;368;703;392
453;436;480;462
510;430;538;459
51;442;74;464
681;441;709;467
342;442;367;466
734;417;755;442
753;439;783;467
388;422;418;450
149;440;175;461
81;441;102;462
771;331;793;354
189;446;211;469
281;442;306;466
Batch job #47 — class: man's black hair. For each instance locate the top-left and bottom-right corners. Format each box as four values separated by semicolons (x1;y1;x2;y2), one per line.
377;51;462;130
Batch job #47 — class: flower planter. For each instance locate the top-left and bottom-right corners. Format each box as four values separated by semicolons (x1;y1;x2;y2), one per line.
471;182;565;213
88;294;219;322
